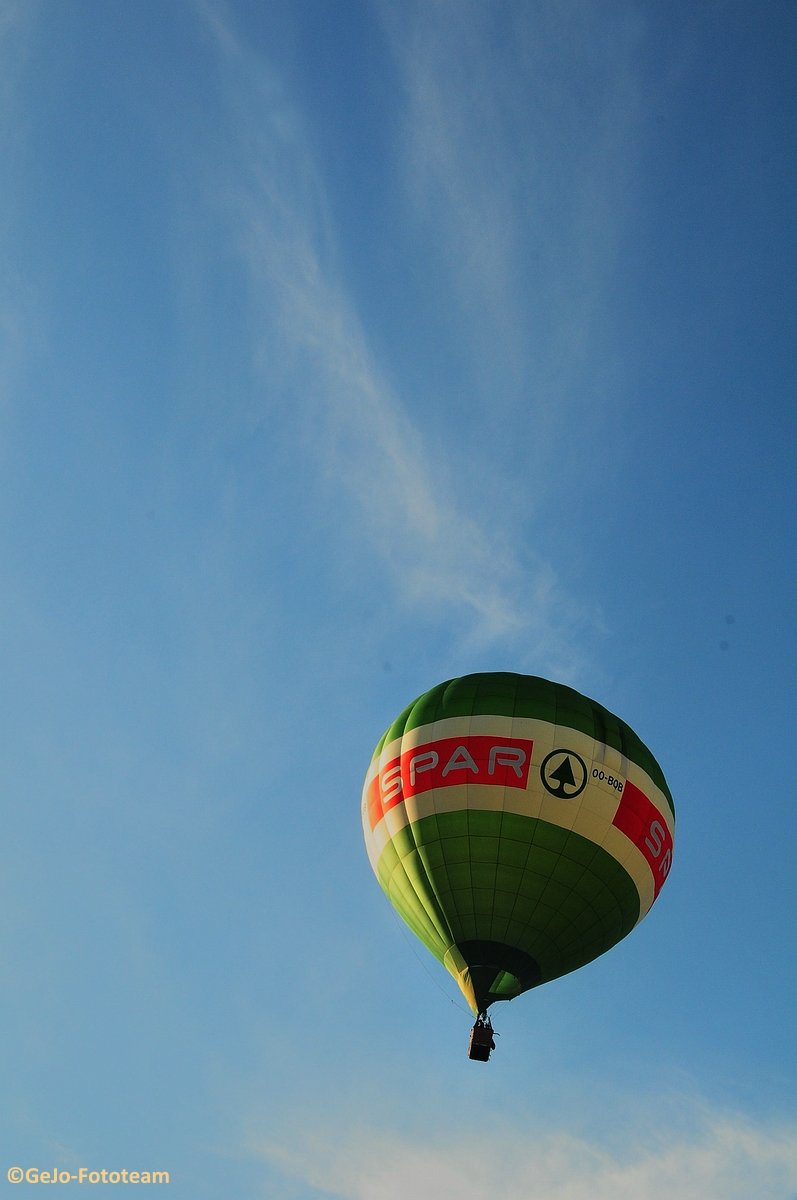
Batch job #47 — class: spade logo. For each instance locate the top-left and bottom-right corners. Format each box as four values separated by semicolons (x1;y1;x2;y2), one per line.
540;749;588;799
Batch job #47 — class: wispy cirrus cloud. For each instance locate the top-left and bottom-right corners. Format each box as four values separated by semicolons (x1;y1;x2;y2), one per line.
249;1105;797;1200
382;0;642;408
189;1;610;674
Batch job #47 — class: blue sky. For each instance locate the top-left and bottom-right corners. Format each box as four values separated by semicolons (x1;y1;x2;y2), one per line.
2;1;796;1196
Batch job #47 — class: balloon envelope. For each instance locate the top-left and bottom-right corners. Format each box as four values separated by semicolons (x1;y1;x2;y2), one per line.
362;673;674;1015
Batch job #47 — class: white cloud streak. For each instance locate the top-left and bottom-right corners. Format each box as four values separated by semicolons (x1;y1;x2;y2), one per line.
249;1108;797;1200
381;0;642;414
191;1;616;673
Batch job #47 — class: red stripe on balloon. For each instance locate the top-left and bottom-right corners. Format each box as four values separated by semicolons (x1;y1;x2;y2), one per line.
367;735;533;830
612;779;673;898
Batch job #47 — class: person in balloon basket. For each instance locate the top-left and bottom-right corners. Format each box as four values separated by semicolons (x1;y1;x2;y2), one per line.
468;1015;496;1062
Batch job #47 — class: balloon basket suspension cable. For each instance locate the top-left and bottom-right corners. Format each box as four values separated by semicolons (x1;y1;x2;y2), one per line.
384;906;501;1060
384;904;473;1017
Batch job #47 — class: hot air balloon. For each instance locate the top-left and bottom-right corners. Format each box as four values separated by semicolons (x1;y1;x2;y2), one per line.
361;672;674;1060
